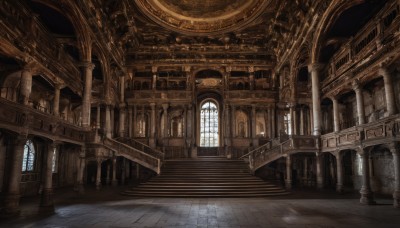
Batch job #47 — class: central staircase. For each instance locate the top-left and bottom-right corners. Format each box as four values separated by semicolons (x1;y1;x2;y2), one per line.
122;157;288;197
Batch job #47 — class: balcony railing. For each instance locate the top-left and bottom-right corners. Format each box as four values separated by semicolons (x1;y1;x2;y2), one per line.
242;135;319;172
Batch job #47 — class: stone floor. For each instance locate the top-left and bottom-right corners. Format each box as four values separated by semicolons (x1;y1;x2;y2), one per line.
1;187;400;228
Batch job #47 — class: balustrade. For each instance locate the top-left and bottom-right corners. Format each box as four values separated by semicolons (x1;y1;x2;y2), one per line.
323;2;400;88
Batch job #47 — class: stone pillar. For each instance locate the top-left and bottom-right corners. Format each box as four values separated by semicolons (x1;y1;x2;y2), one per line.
133;105;137;137
358;147;375;205
152;72;157;90
76;148;86;194
112;156;118;186
299;107;304;135
106;161;111;185
119;105;126;137
335;151;344;193
162;104;169;138
353;81;365;125
248;66;255;90
187;104;193;157
20;68;33;105
95;158;102;190
251;105;258;146
308;64;322;136
3;135;27;215
53;84;62;116
81;62;95;128
120;75;125;102
0;137;6;193
267;107;272;138
285;155;292;189
41;142;57;208
390;143;400;208
380;68;397;116
150;103;156;148
128;107;133;138
270;106;276;138
96;105;101;129
121;158;126;185
303;157;308;185
224;104;231;156
332;96;340;132
105;105;112;138
289;104;295;135
231;105;236;138
111;106;115;137
316;153;324;189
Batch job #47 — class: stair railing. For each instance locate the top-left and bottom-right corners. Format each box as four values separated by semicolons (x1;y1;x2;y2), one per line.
104;137;163;174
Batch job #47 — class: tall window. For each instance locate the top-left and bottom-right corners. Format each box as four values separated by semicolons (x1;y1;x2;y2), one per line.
22;140;35;172
200;101;219;147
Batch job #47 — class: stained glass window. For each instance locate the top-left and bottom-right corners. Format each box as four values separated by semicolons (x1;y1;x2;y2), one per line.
200;101;219;147
22;140;35;172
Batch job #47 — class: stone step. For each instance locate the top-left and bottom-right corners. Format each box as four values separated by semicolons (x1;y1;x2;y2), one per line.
123;158;287;198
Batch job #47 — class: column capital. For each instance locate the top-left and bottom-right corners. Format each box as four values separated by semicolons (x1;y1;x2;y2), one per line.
388;142;400;155
151;66;158;73
150;102;156;109
352;80;362;91
162;103;169;110
80;61;95;70
379;67;391;78
308;63;323;72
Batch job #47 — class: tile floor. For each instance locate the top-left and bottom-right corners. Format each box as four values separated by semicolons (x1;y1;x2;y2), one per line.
1;187;400;228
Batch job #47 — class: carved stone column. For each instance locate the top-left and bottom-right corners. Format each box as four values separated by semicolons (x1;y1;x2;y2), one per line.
162;103;169;138
224;104;231;151
331;96;340;132
251;105;258;146
41;141;58;208
121;158;126;185
106;161;111;185
299;106;304;135
357;147;375;205
316;152;324;189
335;151;344;193
133;105;137;137
248;66;255;90
270;106;276;138
3;135;27;215
111;106;115;137
285;155;292;189
112;156;118;186
81;62;95;128
380;68;397;116
353;81;365;125
95;158;102;190
308;64;322;136
231;105;236;138
76;147;86;194
389;143;400;208
118;104;126;137
96;105;101;129
150;103;156;148
53;83;63;116
128;107;133;138
289;104;295;135
20;67;33;105
105;105;112;138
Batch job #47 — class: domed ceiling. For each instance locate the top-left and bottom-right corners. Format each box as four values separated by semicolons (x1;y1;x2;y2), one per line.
135;0;270;35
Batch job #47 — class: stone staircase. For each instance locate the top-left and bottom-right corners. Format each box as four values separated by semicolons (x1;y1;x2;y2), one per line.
122;157;288;197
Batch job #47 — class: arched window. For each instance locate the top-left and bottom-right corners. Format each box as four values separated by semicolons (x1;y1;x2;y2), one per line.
22;140;35;172
200;101;219;147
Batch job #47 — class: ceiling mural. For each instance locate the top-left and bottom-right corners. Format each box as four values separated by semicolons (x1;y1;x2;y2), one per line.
135;0;270;35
